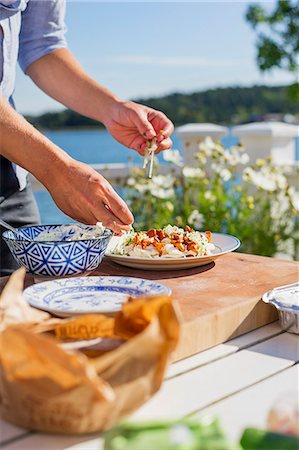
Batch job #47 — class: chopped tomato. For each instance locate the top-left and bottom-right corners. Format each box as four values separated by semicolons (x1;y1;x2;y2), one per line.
153;241;166;256
141;239;150;249
147;228;156;238
172;233;181;241
157;229;166;241
186;225;194;233
174;242;185;252
205;231;212;243
187;242;198;252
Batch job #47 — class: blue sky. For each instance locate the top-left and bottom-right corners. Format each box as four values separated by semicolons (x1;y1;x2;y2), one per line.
15;0;293;114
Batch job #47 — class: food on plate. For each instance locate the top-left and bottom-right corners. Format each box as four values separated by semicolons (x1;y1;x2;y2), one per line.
111;225;215;259
35;222;105;242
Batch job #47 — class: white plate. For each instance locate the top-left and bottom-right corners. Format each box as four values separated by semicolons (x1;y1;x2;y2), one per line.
24;276;171;317
105;233;240;271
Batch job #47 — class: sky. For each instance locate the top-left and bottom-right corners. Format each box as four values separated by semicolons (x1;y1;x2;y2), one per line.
14;0;294;115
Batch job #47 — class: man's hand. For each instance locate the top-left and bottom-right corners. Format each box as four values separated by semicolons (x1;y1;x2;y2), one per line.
103;101;174;155
45;160;134;234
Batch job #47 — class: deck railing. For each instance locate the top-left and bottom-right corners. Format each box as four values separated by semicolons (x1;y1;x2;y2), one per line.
30;121;299;191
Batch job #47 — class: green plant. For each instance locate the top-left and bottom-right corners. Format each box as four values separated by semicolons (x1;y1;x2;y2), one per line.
246;0;299;101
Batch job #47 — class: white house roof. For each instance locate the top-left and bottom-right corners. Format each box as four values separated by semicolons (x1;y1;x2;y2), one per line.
232;122;299;138
176;123;227;137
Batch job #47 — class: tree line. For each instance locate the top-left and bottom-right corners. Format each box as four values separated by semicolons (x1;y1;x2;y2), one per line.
25;85;299;130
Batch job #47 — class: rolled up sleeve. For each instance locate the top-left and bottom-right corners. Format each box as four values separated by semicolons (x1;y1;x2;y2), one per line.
18;0;67;73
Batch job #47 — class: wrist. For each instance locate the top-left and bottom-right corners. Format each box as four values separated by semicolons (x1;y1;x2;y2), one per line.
34;142;73;189
96;94;122;127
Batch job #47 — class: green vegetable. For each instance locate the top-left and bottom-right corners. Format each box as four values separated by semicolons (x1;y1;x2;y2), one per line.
104;416;239;450
240;428;299;450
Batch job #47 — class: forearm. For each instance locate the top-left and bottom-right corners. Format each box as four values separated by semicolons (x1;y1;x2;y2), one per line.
26;48;120;126
0;96;72;187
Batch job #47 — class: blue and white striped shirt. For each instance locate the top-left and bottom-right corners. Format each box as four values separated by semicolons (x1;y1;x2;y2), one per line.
0;0;67;200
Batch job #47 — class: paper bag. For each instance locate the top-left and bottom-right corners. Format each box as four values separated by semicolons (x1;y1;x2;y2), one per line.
0;269;180;434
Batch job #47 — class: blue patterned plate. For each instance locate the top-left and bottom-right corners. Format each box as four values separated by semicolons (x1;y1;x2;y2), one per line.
24;276;171;317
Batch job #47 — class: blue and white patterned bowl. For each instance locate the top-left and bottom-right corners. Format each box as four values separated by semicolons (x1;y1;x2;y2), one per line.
2;224;113;278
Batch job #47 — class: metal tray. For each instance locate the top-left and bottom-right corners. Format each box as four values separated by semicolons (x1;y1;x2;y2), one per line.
262;282;299;334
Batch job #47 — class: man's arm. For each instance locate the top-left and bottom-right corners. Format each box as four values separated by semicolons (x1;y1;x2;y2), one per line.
18;0;173;152
26;49;120;132
0;96;133;232
26;48;174;154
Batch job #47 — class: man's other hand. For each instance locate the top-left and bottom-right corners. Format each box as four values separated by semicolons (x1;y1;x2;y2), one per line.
46;160;134;234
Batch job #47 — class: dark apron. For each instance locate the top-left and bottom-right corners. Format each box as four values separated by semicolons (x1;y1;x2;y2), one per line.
0;179;40;276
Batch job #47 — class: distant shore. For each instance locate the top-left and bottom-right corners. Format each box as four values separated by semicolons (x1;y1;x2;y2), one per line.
25;85;299;131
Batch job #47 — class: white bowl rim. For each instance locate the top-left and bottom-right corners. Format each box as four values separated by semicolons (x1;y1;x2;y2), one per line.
2;223;113;244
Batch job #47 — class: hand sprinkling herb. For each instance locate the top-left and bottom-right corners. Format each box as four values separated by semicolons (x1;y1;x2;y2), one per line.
143;131;164;178
143;138;158;178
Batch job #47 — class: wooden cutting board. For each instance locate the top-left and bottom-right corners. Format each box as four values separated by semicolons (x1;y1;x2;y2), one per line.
0;253;298;361
94;253;298;361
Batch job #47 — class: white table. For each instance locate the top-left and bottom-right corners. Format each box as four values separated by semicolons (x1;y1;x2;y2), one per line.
1;322;298;449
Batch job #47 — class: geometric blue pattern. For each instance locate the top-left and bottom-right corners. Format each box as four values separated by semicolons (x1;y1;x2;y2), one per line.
3;224;112;277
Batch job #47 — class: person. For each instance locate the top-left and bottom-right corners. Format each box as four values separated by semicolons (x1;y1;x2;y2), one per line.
0;0;174;276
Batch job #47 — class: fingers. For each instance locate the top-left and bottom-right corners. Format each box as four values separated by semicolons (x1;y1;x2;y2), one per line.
156;137;173;154
130;135;147;155
161;123;174;139
59;201;131;235
91;203;132;235
148;110;174;140
100;204;132;234
132;109;156;140
102;217;131;235
135;135;173;156
129;105;174;143
76;181;134;233
102;185;134;226
132;131;173;155
125;103;174;155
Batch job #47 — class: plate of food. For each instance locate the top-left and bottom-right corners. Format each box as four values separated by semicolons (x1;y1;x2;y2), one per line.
24;276;171;317
105;225;240;270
